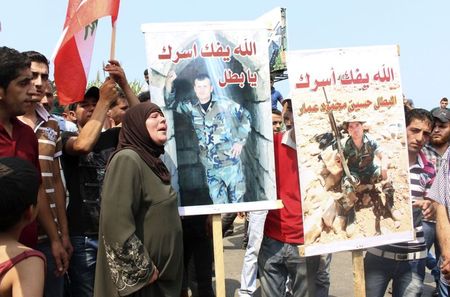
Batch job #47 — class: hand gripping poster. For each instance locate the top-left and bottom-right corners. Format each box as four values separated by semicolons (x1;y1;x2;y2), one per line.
142;21;278;216
287;45;414;255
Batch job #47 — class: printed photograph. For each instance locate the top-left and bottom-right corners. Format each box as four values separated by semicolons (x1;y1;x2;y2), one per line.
287;45;415;255
142;21;278;215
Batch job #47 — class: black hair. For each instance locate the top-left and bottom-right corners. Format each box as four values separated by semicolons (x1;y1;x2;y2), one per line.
272;109;282;116
138;91;151;102
0;157;40;232
144;69;148;76
194;73;211;83
84;86;100;101
23;50;49;67
405;108;434;127
441;97;448;102
0;46;31;90
110;93;127;108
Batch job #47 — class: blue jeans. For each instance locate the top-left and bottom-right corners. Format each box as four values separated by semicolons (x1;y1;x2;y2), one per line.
316;254;331;297
37;241;64;297
67;236;98;297
238;211;267;297
258;236;320;297
364;252;426;297
423;221;441;282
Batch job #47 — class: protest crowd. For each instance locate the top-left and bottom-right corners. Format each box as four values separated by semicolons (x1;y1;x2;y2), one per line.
1;4;450;297
1;43;450;297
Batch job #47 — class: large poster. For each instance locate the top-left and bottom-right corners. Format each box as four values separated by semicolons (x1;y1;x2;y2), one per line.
142;21;278;216
287;45;414;255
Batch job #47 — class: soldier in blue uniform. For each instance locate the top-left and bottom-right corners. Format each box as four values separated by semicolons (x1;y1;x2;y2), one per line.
165;71;251;204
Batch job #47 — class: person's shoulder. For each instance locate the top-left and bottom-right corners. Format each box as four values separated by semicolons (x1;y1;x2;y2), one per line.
110;149;143;168
213;95;234;103
99;127;121;144
0;245;45;266
363;133;378;144
102;126;121;136
343;135;352;146
12;249;45;291
116;148;138;157
419;151;435;173
11;117;34;134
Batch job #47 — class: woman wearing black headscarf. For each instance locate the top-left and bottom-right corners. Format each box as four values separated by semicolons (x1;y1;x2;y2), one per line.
94;102;183;297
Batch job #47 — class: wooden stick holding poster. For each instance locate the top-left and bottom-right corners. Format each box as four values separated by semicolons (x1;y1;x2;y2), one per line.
352;250;366;297
212;214;226;297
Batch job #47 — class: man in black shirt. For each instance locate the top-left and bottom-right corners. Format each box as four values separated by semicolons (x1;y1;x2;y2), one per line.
61;60;139;297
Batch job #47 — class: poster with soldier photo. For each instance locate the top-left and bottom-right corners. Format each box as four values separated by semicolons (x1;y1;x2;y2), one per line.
287;45;414;256
142;21;278;216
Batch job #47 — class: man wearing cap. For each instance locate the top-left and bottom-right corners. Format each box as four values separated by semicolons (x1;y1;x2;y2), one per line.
424;109;450;171
423;108;450;295
431;97;449;114
338;115;393;231
61;60;139;297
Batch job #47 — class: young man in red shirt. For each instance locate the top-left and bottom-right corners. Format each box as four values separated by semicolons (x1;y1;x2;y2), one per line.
0;46;41;248
258;99;320;297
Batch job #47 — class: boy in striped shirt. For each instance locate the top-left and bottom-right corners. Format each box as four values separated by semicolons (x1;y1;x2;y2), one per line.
18;51;71;297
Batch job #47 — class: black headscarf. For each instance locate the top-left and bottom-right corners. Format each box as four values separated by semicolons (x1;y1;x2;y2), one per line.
113;102;170;184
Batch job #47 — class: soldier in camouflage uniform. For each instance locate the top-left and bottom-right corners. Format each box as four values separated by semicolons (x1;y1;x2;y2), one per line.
339;115;395;233
165;72;251;204
343;117;385;183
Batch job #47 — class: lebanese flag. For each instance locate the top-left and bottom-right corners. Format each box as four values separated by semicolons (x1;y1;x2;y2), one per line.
53;0;120;105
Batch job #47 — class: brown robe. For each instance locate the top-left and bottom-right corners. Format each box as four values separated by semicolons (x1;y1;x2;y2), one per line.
94;149;183;297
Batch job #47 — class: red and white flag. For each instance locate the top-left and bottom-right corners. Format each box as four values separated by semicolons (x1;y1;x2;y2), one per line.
53;0;120;105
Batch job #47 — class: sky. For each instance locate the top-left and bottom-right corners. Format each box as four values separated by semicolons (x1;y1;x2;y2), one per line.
1;0;448;110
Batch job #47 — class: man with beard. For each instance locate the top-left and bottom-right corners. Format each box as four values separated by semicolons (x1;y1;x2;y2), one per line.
422;108;450;295
431;97;449;114
424;109;450;171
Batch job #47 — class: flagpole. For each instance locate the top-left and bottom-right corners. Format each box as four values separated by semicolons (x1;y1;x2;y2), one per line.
110;22;116;60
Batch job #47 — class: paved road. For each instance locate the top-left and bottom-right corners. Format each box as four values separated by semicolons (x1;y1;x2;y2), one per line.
214;218;437;297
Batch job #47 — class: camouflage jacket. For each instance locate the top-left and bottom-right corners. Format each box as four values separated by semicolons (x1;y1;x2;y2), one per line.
166;93;251;169
343;133;381;178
